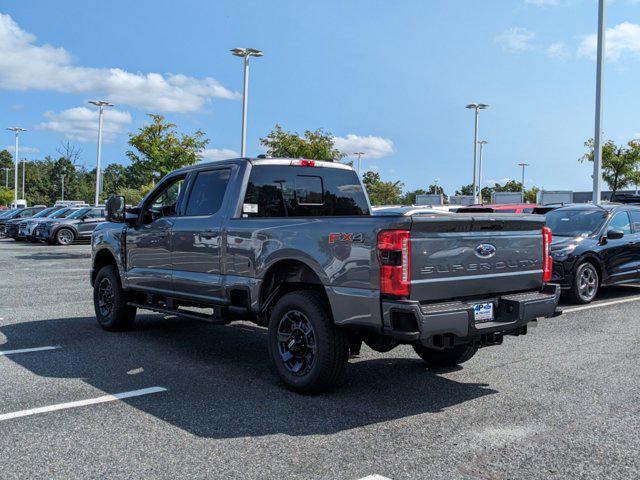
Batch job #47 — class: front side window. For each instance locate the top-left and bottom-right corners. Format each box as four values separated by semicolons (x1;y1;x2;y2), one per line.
148;177;185;219
608;211;631;235
184;169;231;216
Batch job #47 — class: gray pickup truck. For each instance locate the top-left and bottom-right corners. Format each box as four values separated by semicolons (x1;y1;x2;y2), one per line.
92;158;559;393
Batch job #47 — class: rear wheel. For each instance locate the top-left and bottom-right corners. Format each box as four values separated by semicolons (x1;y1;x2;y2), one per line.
267;291;349;394
93;265;136;331
413;343;478;368
568;261;599;304
55;228;75;246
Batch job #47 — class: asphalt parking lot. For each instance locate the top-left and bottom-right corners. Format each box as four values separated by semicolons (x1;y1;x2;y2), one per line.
1;238;639;480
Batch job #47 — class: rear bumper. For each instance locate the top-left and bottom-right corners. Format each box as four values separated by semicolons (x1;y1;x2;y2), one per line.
381;284;561;348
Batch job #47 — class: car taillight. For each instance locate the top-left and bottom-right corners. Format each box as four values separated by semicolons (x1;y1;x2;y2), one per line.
542;226;553;283
378;230;411;297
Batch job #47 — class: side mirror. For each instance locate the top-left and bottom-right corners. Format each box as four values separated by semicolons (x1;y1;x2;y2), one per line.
606;229;624;240
105;195;126;223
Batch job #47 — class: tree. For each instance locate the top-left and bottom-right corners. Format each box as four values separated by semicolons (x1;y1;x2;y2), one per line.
525;187;539;204
580;139;640;195
260;124;345;161
455;184;474;196
0;187;13;206
126;114;209;186
362;171;403;205
0;149;13;170
103;163;128;194
427;184;444;195
401;189;427;205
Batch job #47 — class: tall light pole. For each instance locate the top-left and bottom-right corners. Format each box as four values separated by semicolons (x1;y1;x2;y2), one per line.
517;163;530;197
21;157;26;200
592;0;606;204
478;140;488;202
2;167;9;188
6;127;26;207
231;48;263;158
465;103;489;203
60;173;65;201
88;100;113;206
354;151;365;175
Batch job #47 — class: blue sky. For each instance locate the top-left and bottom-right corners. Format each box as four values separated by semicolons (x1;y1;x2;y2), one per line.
1;0;639;195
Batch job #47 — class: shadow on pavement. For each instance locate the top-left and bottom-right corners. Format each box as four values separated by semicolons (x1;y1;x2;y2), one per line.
14;250;91;260
0;315;496;439
558;284;640;306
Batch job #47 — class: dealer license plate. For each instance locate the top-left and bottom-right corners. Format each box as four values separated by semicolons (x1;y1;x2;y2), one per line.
473;302;494;323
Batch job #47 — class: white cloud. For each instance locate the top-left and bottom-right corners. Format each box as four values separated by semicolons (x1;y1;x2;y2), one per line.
200;148;239;161
578;22;640;61
495;27;536;52
0;13;239;113
2;145;39;155
547;41;570;58
36;107;132;143
332;134;395;159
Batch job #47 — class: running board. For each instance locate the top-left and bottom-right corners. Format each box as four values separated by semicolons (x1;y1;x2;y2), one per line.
127;302;228;325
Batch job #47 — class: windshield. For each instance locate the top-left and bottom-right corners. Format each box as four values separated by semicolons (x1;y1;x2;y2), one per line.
67;207;92;219
32;207;56;218
545;209;608;237
0;209;16;218
51;208;73;218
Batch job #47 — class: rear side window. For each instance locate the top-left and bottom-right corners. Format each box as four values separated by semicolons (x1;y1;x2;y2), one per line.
629;210;640;232
185;169;231;216
243;165;369;217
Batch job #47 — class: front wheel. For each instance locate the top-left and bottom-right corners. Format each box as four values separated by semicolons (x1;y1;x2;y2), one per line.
267;291;349;394
568;261;599;304
55;228;75;246
93;265;136;331
413;343;478;368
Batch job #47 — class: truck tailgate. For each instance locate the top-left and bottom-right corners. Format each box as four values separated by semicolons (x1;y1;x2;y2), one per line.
409;214;545;302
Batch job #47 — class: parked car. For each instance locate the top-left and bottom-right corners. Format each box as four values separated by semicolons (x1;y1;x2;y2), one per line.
34;208;81;243
546;203;640;303
0;206;47;236
35;206;105;245
91;158;559;393
457;203;538;214
18;207;73;242
4;206;61;240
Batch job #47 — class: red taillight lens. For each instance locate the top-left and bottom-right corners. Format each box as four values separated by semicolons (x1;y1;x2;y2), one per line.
291;159;316;167
542;226;553;283
378;230;411;296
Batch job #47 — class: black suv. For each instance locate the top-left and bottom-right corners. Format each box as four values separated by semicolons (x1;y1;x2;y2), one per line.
1;207;47;237
547;203;640;303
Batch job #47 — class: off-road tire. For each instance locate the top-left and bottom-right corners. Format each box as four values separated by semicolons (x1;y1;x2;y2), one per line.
413;343;478;368
93;265;136;331
268;290;349;394
568;261;599;304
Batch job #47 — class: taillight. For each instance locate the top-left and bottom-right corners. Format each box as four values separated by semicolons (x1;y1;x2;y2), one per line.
378;230;411;296
542;226;553;283
291;159;316;167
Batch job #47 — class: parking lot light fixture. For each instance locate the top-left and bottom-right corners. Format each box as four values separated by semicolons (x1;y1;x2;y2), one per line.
88;100;114;206
478;141;488;201
3;167;9;188
231;47;263;157
353;151;365;175
592;0;606;204
6;127;26;207
517;162;530;196
465;103;489;203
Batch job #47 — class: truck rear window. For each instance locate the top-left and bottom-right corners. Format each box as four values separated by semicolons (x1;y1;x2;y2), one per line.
244;165;369;217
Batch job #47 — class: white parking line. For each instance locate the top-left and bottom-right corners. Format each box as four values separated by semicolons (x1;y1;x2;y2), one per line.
0;345;60;356
0;386;167;422
562;295;640;313
357;476;393;480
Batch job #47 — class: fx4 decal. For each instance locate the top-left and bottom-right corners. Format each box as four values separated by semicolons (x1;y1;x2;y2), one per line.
329;232;364;244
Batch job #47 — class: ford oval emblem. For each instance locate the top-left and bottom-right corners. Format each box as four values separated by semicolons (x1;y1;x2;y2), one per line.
475;243;497;258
